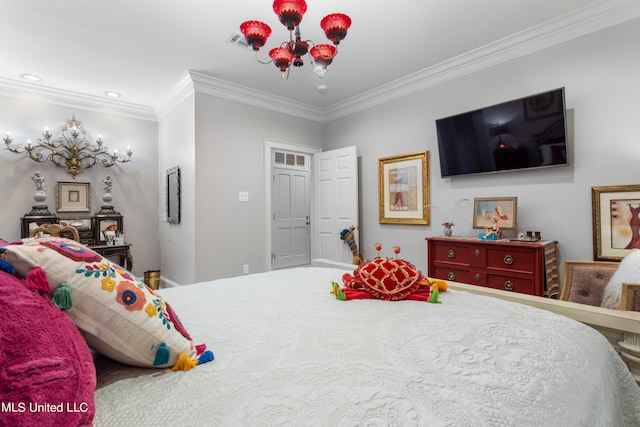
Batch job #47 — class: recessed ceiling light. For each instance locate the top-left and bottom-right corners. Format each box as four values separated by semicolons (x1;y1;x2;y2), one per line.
20;74;41;82
105;91;122;98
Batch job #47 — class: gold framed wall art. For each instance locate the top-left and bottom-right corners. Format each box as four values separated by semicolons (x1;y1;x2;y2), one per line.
378;151;429;225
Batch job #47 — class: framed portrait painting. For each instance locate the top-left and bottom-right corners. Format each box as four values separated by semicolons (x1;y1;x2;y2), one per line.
378;151;429;225
473;197;518;230
592;185;640;261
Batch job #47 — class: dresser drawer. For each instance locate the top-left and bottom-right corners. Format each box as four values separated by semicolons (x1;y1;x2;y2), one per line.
432;243;473;266
433;266;476;284
487;274;536;295
486;248;534;274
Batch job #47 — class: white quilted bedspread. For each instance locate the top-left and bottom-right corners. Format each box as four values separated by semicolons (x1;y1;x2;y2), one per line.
94;267;640;426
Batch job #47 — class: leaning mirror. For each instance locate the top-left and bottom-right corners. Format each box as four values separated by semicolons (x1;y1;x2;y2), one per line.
166;166;181;224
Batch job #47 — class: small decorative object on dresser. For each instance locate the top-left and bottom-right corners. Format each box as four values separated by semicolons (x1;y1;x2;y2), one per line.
442;222;454;236
426;236;559;297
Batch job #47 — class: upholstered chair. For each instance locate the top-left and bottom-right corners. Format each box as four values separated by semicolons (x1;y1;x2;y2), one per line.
561;261;619;306
561;260;640;311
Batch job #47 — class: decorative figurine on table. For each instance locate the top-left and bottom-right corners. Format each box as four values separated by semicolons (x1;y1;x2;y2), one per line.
28;171;52;215
442;222;454;237
98;175;119;215
479;222;501;240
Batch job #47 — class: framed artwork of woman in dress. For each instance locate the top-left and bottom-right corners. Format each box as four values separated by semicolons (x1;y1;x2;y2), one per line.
378;151;429;225
592;185;640;261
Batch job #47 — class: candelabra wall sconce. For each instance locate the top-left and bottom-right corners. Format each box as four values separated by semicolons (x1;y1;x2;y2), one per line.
3;115;132;179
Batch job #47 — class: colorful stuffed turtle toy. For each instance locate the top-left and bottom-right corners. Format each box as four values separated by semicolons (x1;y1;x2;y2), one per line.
332;249;447;303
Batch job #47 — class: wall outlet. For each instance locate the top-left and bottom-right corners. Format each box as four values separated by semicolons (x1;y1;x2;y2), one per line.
239;191;249;202
243;264;249;275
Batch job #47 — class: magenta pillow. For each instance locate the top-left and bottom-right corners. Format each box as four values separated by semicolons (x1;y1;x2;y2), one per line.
0;270;96;426
0;237;9;247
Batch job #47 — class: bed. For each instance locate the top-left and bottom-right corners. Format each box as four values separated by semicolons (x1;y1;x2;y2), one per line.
92;264;640;426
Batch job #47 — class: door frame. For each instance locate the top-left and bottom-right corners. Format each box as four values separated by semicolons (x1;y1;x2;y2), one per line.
264;139;321;271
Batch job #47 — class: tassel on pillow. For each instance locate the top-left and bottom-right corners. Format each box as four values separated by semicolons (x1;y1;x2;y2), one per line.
195;343;207;355
53;283;72;310
25;266;50;294
153;342;170;367
171;353;198;371
198;350;215;365
0;257;15;275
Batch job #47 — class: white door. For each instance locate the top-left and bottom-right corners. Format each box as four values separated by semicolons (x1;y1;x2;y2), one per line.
271;151;311;269
313;146;359;264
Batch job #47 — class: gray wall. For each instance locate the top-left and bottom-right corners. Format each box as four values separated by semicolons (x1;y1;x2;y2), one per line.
192;94;324;282
0;96;159;277
158;92;196;286
324;18;640;274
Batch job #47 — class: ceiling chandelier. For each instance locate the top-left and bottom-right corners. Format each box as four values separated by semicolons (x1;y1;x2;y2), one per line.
240;0;351;79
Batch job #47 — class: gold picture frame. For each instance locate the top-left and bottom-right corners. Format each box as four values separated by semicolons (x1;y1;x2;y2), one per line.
592;184;640;261
472;197;518;230
378;151;429;225
57;181;90;213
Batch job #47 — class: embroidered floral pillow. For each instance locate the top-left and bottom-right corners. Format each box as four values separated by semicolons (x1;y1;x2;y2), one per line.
2;237;213;370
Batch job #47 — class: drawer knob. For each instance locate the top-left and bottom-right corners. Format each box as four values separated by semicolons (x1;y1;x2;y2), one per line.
474;249;480;257
447;249;455;259
475;273;481;282
504;255;514;265
447;272;456;281
504;280;514;291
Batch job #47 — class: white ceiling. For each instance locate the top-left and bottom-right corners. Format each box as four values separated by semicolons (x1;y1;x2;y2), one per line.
1;0;638;118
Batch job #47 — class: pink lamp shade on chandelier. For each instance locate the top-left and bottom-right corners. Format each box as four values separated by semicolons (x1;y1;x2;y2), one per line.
320;13;351;45
240;21;272;51
273;0;308;30
310;44;336;68
269;47;295;74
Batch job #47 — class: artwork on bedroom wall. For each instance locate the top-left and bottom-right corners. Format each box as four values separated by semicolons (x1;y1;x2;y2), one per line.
592;184;640;261
378;151;429;225
57;181;90;213
472;197;518;230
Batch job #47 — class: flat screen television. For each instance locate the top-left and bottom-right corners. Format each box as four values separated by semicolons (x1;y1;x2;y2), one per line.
436;88;568;177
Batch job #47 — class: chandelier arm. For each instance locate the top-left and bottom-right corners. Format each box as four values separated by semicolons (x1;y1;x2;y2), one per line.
254;50;274;65
25;147;57;164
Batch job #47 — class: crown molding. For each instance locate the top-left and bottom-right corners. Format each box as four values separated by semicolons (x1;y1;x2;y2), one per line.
324;0;640;121
0;78;156;121
187;71;325;122
155;72;196;121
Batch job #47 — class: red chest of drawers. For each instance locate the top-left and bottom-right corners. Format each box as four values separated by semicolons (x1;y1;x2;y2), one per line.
426;236;558;297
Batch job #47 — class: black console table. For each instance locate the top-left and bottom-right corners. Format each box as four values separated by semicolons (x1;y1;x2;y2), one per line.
89;243;133;271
